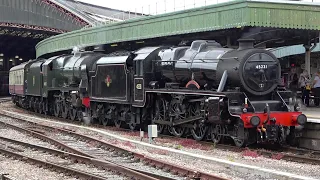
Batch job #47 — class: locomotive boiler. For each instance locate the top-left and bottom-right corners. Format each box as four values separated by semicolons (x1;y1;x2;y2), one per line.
9;39;307;147
158;39;279;96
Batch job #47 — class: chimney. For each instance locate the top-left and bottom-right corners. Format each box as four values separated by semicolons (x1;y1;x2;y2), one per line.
237;39;255;50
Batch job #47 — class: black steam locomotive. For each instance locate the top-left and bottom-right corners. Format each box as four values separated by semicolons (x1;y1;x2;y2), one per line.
10;39;307;147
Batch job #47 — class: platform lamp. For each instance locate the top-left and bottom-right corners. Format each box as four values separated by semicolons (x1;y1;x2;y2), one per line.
9;59;14;67
0;53;3;57
8;58;13;68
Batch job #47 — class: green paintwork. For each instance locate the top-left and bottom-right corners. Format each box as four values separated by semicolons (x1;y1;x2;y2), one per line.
41;52;105;98
26;60;44;97
36;0;320;58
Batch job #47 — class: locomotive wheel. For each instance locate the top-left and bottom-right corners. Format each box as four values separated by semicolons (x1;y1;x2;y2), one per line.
114;119;122;128
211;125;223;144
189;102;207;141
234;136;246;147
102;109;111;126
38;101;43;114
233;120;248;147
170;126;186;137
169;99;187;137
61;101;69;120
69;107;77;121
97;104;105;125
128;123;138;131
34;99;39;113
42;101;47;115
102;117;110;126
191;122;208;141
77;108;83;122
152;99;166;134
29;98;33;111
53;98;61;117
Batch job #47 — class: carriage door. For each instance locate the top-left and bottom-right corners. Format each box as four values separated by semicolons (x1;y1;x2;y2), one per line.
133;59;144;107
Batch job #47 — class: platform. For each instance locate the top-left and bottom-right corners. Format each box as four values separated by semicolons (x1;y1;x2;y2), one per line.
299;108;320;150
303;108;320;123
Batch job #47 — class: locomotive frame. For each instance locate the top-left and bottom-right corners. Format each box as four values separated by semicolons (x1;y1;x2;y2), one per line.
9;39;307;147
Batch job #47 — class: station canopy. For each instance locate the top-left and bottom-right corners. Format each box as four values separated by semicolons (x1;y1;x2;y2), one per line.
35;0;320;58
0;0;141;69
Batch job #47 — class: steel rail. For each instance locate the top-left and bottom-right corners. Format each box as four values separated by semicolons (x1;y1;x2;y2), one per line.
3;109;320;166
0;112;227;180
0;121;164;180
0;136;161;180
159;134;320;165
0;120;90;157
0;174;13;180
0;147;111;180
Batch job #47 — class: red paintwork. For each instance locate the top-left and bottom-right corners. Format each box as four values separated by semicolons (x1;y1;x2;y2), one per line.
82;97;90;108
240;111;303;128
186;80;200;89
9;85;24;95
9;85;14;94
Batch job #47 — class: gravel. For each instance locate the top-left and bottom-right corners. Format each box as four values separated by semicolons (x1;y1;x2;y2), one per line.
0;140;126;180
0;112;188;180
70;123;320;179
0;154;76;180
2;102;320;179
0;126;57;150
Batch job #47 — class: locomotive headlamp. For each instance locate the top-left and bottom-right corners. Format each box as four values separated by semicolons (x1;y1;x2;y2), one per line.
250;116;260;126
297;114;307;125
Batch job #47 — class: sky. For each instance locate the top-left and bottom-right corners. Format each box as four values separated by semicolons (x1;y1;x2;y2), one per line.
77;0;320;13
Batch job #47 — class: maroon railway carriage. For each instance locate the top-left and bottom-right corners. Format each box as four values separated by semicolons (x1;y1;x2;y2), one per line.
9;61;33;105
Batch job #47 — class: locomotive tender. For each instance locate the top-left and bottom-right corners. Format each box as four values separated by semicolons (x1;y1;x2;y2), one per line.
9;39;307;147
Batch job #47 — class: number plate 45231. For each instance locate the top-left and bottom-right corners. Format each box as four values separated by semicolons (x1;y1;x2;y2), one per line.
256;65;268;69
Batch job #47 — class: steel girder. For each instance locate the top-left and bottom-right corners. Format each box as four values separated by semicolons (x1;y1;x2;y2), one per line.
0;0;87;33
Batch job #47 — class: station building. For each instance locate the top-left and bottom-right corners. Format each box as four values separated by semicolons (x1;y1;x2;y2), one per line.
0;0;140;95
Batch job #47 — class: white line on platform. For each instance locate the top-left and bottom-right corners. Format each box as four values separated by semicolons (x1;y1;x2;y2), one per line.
2;110;318;180
307;118;320;123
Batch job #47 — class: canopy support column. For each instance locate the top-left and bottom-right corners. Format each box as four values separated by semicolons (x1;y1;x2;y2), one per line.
304;44;311;76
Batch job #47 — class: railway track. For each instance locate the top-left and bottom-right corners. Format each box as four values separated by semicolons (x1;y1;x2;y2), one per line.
3;104;320;166
158;133;320;165
0;97;11;104
0;112;226;180
0;173;12;180
0;136;157;180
